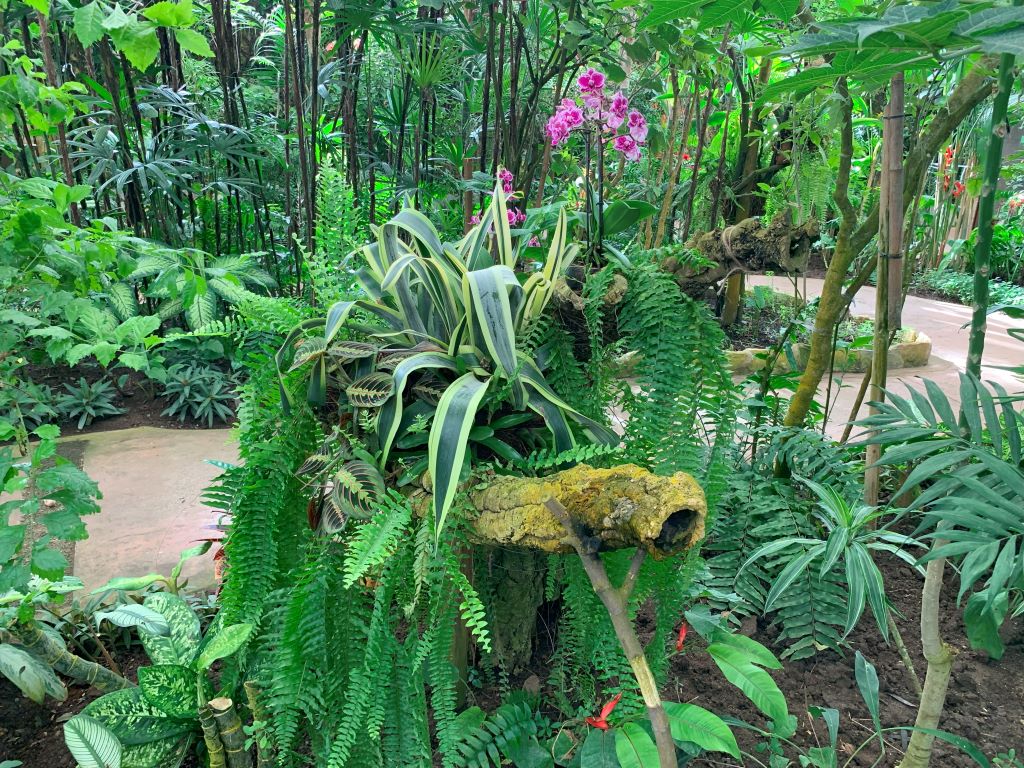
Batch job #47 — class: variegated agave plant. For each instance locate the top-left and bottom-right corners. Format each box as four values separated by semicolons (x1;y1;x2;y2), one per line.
280;184;616;541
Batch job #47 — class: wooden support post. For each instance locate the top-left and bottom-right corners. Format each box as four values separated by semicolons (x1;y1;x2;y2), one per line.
865;72;904;507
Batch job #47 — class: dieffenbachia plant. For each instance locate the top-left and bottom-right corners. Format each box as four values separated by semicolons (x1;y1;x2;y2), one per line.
279;183;616;542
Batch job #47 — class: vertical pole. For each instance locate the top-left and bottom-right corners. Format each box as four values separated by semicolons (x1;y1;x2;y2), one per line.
865;72;904;507
967;38;1017;380
462;157;475;234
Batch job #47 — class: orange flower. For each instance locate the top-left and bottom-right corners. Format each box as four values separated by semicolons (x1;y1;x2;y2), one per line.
585;693;622;730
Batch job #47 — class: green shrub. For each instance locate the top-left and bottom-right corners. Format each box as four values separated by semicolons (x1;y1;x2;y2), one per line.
160;364;236;426
913;268;1024;307
57;378;124;430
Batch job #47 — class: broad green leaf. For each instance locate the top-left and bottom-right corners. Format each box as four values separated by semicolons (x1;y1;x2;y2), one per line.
664;702;740;758
138;664;196;719
579;728;619;767
963;590;1008;660
707;642;790;731
0;644;67;704
64;715;122;768
601;200;657;237
170;541;211;582
429;373;490;542
96;604;169;636
197;622;253;670
74;1;108;47
91;574;164;594
142;0;193;26
614;723;659;768
173;28;213;57
109;19;161;71
638;0;709;29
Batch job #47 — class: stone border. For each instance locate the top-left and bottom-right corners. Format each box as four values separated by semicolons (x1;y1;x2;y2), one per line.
727;325;932;376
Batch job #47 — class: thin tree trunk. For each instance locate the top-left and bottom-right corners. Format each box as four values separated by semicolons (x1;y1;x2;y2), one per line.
784;64;995;427
897;552;954;768
545;499;678;768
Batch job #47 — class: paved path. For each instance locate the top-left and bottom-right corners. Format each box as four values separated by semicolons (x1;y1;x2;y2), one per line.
747;276;1021;436
65;427;236;593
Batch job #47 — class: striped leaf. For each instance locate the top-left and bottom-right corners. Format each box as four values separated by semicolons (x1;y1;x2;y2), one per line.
288;337;327;371
464;266;522;383
378;351;459;464
64;715;122;768
331;460;386;521
346;372;395;408
327;340;378;360
429;373;490;541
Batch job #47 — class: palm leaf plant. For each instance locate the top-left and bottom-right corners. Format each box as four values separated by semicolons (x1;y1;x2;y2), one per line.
279;183;617;541
740;477;924;643
127;248;276;329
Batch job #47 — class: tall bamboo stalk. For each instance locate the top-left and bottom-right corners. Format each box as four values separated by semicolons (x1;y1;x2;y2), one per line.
967;41;1017;379
865;72;904;507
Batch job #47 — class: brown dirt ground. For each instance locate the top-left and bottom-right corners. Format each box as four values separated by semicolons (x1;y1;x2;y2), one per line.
1;556;1020;766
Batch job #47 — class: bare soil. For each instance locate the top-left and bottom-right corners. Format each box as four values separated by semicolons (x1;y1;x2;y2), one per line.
22;364;236;436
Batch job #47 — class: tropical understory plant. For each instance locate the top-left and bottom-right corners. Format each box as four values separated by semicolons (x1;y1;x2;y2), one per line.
280;183;617;540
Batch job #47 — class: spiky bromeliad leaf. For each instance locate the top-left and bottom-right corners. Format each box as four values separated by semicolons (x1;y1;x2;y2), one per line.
64;714;122;768
378;351;459;464
430;373;490;542
346;372;395;408
328;460;386;526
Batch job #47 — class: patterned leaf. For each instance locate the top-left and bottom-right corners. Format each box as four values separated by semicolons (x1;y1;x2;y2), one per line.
289;337;327;371
330;460;385;521
346;372;395;408
64;715;122;768
122;735;191;768
82;688;193;745
138;665;196;719
138;593;201;666
197;623;253;671
328;340;378;360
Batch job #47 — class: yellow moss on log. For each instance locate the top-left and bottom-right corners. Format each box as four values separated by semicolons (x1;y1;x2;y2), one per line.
466;464;706;557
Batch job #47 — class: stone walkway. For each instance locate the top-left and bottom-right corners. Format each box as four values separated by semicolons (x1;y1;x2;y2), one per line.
747;276;1021;437
63;282;1022;592
66;427;236;593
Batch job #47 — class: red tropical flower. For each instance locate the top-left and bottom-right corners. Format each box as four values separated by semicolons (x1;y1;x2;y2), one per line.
953;180;965;198
585;693;622;730
675;622;689;652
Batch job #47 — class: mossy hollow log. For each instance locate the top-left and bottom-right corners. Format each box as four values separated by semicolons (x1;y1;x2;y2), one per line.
464;464;706;557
